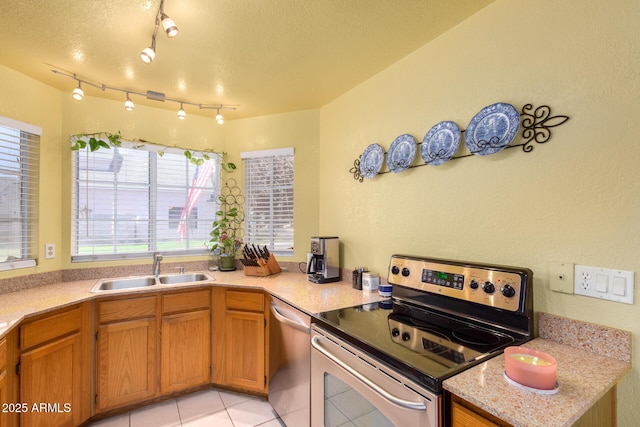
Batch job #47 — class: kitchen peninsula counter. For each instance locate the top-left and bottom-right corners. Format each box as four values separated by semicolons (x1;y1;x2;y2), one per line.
0;270;386;339
443;313;631;427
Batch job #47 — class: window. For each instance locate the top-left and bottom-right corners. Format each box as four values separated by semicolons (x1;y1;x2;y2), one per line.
241;148;294;256
0;117;40;271
72;142;220;261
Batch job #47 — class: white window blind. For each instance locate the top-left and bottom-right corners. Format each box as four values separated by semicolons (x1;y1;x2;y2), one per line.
241;148;294;256
0;117;40;271
72;142;221;261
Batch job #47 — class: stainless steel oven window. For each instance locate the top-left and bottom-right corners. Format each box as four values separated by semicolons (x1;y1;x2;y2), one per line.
323;373;394;426
311;326;438;427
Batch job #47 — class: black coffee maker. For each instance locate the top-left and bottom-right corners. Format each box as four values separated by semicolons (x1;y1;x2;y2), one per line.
307;236;340;283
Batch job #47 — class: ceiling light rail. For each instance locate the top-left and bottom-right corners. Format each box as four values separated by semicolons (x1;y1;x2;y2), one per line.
52;69;237;124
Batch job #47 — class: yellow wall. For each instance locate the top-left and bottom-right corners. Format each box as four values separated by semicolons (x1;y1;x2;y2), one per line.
318;0;640;424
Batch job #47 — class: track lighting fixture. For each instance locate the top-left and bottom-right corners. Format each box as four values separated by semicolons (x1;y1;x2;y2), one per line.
124;93;134;111
72;80;84;100
52;69;237;124
140;36;157;64
141;0;178;63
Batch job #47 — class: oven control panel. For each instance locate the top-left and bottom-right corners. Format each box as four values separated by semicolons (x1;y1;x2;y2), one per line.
388;255;531;312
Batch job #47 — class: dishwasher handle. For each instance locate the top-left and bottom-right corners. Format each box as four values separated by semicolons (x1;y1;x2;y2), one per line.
270;302;310;334
311;335;428;411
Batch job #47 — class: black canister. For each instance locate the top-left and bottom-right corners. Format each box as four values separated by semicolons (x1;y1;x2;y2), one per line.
352;266;368;290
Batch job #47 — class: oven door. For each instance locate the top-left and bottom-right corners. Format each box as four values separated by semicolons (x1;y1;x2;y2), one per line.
311;326;438;427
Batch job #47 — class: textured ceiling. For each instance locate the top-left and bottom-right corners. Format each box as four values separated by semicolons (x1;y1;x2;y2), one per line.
0;0;494;120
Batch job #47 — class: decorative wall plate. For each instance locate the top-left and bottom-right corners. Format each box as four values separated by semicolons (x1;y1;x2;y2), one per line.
386;134;417;173
421;121;461;166
465;102;520;156
359;143;385;178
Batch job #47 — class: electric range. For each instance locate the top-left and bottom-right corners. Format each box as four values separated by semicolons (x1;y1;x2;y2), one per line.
311;254;533;425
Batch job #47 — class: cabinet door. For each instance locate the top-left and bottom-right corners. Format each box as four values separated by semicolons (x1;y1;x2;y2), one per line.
97;318;157;412
0;338;6;427
161;309;211;393
20;333;81;427
224;310;265;392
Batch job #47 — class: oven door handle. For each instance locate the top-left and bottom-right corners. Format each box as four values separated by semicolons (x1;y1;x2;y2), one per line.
271;302;310;333
311;335;428;411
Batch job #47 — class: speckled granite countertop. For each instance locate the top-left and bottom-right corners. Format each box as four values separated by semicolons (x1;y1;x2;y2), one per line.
443;313;632;427
0;270;386;339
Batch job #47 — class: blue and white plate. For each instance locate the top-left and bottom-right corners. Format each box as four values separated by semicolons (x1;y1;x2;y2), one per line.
386;134;417;173
465;102;520;156
359;143;385;179
421;121;461;166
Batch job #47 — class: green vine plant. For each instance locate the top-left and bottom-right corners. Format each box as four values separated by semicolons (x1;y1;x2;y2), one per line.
69;131;236;170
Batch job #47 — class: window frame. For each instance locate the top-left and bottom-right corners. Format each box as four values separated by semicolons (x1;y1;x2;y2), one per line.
0;116;41;271
71;142;221;262
241;147;294;257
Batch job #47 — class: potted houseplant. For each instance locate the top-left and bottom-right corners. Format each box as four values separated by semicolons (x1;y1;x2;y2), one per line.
209;204;242;271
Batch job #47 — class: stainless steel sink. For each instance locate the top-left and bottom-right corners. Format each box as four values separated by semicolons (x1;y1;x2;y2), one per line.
92;276;157;292
157;273;212;284
91;272;214;292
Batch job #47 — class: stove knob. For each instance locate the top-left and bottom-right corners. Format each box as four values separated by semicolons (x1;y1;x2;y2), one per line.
391;328;400;337
391;265;400;275
402;332;411;342
401;267;410;277
469;280;479;290
501;284;516;298
482;281;495;294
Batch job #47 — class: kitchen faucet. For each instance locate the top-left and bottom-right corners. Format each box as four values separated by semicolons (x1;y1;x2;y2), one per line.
152;252;163;277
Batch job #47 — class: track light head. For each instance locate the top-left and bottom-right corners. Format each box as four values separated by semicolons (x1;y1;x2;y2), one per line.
178;104;186;120
72;82;84;100
216;112;224;125
140;39;156;64
124;94;134;111
161;13;179;37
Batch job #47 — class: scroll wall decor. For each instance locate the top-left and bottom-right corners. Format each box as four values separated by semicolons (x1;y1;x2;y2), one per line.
349;103;570;182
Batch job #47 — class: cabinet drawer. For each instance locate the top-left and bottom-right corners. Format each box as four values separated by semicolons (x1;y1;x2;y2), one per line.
225;290;264;312
98;296;157;323
0;338;6;371
162;290;211;315
20;307;82;349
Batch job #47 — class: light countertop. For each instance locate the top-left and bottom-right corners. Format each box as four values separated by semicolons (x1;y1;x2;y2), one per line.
444;322;631;427
0;270;386;339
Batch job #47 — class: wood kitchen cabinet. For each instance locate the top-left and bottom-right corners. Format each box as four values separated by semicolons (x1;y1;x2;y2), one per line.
18;302;92;427
212;287;268;394
96;295;158;412
450;389;617;427
0;336;8;427
97;289;212;412
451;395;506;427
160;289;211;393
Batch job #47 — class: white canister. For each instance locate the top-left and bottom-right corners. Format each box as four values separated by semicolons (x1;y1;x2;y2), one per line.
378;284;392;297
362;272;380;292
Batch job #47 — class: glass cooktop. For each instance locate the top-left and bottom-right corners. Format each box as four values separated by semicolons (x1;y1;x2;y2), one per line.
313;299;523;391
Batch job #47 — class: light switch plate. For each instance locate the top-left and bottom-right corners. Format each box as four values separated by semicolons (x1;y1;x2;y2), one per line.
574;264;634;304
549;261;574;294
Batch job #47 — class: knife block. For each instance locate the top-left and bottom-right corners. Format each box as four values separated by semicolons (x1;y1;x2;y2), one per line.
243;253;281;277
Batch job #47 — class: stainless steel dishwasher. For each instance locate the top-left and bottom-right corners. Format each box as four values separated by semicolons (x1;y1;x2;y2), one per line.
269;295;311;427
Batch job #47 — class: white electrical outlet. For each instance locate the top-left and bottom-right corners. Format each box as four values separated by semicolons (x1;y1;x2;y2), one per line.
549;261;574;294
45;243;55;259
574;264;634;304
